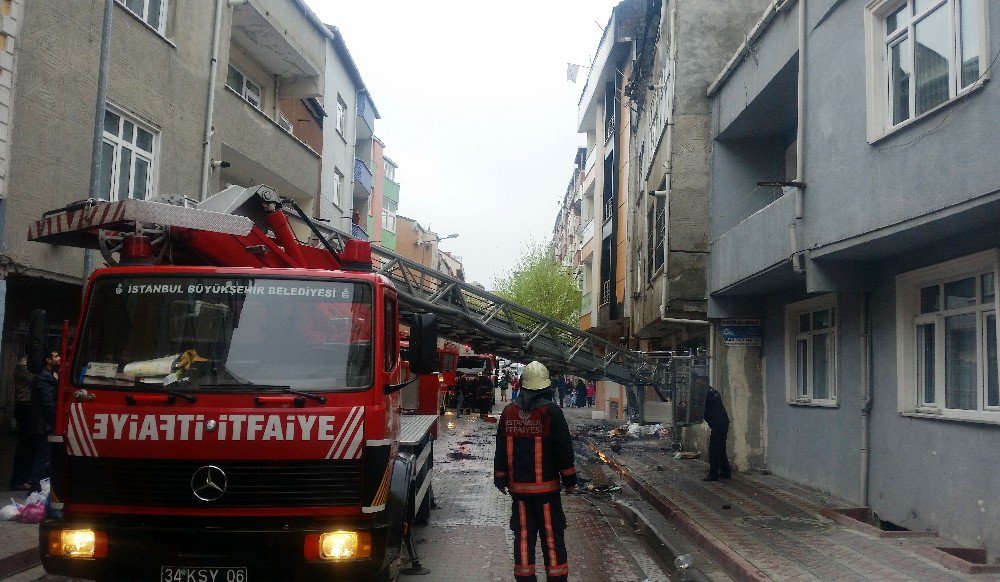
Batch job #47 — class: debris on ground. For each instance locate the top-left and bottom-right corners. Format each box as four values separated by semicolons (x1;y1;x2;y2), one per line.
479;415;498;423
673;451;701;459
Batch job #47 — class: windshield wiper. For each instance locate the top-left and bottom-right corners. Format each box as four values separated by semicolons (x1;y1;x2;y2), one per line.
127;384;197;404
280;387;327;404
196;383;327;404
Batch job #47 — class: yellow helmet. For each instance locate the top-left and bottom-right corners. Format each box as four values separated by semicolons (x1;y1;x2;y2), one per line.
521;361;551;390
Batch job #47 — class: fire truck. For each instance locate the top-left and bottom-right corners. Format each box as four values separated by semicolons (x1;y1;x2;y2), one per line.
28;186;439;581
27;184;692;581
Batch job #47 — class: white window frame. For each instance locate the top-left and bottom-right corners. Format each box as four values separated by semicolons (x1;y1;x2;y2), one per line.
226;65;262;110
382;198;397;233
101;106;157;201
864;0;990;142
896;250;1000;423
335;96;346;136
784;294;839;406
332;169;344;210
117;0;168;34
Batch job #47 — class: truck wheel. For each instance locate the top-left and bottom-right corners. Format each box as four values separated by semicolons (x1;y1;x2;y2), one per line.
414;483;432;525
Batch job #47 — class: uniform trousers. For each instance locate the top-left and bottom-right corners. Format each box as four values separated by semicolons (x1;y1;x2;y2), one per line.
708;423;732;478
510;494;568;582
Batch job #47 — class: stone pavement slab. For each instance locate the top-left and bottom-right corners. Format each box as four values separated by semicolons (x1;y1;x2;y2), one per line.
561;406;1000;582
0;490;41;580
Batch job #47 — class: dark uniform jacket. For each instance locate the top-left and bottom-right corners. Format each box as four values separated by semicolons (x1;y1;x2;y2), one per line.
494;391;577;497
29;368;58;435
703;386;730;430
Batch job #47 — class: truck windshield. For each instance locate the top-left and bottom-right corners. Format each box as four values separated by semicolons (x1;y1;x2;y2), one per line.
457;356;488;372
74;276;374;392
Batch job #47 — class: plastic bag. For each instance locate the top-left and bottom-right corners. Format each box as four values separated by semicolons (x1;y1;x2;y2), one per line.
40;478;51;497
18;501;45;524
1;499;20;521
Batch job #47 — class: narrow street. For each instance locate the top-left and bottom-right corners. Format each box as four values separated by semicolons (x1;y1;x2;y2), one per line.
402;396;671;582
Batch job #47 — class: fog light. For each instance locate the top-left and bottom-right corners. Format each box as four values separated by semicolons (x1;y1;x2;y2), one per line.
49;529;107;558
304;531;371;561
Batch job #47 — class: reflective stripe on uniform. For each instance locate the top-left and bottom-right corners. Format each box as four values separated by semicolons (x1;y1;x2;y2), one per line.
543;502;558;571
508;480;560;494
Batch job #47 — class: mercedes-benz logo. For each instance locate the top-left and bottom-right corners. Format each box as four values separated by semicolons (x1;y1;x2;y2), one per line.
191;465;227;502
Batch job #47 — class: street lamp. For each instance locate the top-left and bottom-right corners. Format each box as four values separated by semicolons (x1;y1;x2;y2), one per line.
419;233;459;245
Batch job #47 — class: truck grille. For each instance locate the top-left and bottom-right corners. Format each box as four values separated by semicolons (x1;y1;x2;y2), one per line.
66;458;363;508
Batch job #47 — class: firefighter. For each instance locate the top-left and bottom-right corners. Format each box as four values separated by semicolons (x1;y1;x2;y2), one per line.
494;361;576;582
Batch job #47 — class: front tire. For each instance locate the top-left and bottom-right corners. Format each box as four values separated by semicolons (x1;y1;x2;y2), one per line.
414;483;432;525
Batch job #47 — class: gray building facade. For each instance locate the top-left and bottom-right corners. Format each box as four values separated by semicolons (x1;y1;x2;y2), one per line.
0;0;333;480
708;0;999;557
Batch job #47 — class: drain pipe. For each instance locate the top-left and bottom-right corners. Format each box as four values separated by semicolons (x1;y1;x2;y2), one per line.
200;0;248;201
861;290;873;507
790;0;807;274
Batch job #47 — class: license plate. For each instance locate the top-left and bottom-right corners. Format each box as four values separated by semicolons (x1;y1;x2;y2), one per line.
160;566;247;582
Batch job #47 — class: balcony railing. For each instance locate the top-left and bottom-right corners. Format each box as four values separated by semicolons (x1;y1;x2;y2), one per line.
354;158;373;196
352;223;369;241
600;280;611;306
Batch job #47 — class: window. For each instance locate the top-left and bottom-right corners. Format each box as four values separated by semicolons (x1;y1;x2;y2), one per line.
226;65;262;109
118;0;167;33
332;169;344;210
785;295;838;405
385;163;396;182
382;199;397;233
100;108;156;201
866;0;988;140
897;251;999;421
336;96;346;135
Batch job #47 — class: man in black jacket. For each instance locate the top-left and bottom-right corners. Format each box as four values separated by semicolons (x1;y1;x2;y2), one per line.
29;350;60;493
699;375;732;481
494;361;576;582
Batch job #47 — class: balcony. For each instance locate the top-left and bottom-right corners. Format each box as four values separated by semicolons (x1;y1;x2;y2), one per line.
230;2;322;98
217;89;320;205
356;92;376;141
709;189;796;295
353;157;372;200
352;223;369;241
580;219;595;246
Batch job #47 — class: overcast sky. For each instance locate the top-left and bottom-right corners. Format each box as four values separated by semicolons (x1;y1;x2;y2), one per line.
306;1;620;288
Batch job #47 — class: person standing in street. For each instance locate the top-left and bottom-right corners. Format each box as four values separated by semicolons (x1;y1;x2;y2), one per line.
499;371;510;402
494;361;576;582
7;355;35;491
698;375;732;481
28;350;60;493
585;381;596;408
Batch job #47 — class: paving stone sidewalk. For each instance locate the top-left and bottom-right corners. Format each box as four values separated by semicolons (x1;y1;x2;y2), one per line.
561;406;1000;582
0;490;41;580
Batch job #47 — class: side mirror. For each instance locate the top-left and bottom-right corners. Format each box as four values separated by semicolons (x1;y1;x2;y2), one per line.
26;309;47;375
408;313;438;375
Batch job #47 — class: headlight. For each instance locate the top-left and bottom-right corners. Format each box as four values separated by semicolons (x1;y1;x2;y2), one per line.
305;531;372;561
48;529;107;558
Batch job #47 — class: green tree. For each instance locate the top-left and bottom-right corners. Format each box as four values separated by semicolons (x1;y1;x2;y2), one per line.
492;241;580;326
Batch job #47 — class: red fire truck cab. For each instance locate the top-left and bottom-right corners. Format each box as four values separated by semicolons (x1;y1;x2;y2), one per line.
28;187;439;581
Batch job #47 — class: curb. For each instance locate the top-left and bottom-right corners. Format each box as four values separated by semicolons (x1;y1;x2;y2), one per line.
612;499;712;582
0;547;40;580
584;438;769;582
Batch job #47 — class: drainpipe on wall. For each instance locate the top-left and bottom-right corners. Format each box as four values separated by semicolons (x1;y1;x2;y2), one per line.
861;290;873;507
82;0;115;288
200;0;248;201
790;0;807;274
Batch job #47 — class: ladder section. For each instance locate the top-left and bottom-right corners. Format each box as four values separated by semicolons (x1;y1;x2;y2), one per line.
366;242;657;388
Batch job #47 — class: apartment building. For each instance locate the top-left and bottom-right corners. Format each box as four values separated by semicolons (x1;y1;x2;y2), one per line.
708;0;999;556
395;216;463;279
551;148;586;274
363;138;401;250
575;0;641;419
320;25;379;238
0;0;335;476
624;0;769;450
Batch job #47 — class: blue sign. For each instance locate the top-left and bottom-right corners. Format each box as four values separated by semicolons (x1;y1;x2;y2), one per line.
719;319;761;346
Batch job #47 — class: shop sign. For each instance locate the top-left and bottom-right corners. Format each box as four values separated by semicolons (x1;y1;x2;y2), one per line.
720;319;761;346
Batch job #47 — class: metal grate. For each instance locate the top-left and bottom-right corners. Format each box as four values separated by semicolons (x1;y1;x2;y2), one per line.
67;457;362;508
